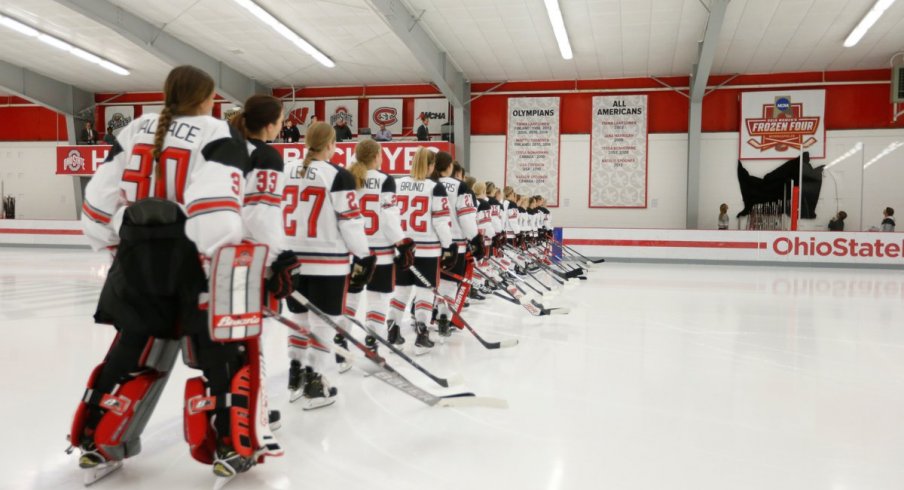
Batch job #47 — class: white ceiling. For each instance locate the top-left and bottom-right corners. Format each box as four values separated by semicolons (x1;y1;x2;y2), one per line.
0;0;901;97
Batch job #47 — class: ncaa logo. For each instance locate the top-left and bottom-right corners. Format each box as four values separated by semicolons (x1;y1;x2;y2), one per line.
774;96;792;117
372;107;398;126
63;150;86;172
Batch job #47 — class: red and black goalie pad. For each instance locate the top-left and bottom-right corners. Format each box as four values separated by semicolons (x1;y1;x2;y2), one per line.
209;243;269;342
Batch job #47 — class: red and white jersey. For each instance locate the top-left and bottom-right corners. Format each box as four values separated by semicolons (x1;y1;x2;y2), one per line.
81;113;248;258
476;197;493;238
538;206;552;230
487;197;504;235
438;177;478;251
395;177;452;257
356;169;405;265
502;199;521;237
242;138;286;264
282;159;369;275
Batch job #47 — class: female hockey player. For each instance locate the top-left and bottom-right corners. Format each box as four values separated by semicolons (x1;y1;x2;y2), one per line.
431;152;485;334
386;147;454;354
282;122;374;409
71;65;290;485
345;139;415;351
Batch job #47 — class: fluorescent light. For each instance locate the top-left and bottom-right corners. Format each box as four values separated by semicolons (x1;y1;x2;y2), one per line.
233;0;335;68
543;0;573;60
0;15;37;36
0;14;130;75
844;0;896;47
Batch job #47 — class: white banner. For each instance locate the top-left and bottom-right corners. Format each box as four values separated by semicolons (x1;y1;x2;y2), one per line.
505;97;560;206
284;100;316;127
740;89;825;160
590;95;648;208
142;104;164;116
324;99;358;134
367;98;403;135
413;98;449;134
104;105;133;136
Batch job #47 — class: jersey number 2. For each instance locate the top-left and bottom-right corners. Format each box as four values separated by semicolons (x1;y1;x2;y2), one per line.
396;195;429;233
283;185;325;238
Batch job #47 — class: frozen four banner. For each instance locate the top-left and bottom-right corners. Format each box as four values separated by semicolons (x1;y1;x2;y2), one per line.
740;89;825;160
504;97;560;206
590;95;648;208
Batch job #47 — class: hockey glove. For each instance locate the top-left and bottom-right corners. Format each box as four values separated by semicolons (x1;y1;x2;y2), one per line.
394;238;416;271
266;250;299;299
440;246;459;271
468;235;487;261
492;233;505;250
348;255;377;293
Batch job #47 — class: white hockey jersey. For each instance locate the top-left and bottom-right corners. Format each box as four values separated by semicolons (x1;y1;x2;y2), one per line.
242;138;287;264
502;199;521;237
487;197;504;235
81;113;249;258
538;206;552;230
356;169;406;265
282;160;370;275
438;177;478;251
395;177;452;257
476;198;493;238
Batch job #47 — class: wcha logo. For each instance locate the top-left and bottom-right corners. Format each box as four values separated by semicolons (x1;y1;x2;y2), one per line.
329;106;354;127
745;96;820;152
419;111;446;121
63;150;86;172
372;107;398;126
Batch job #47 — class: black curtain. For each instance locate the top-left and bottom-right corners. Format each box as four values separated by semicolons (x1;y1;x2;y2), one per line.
736;152;824;219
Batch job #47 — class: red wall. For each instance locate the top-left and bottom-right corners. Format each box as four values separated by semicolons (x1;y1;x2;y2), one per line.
0;70;900;141
0;96;68;141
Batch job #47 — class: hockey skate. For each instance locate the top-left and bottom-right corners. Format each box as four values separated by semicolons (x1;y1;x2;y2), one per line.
469;288;486;301
76;441;122;486
364;334;378;354
268;410;281;432
333;334;352;374
436;315;452;338
413;322;435;356
212;445;253;490
300;367;338;410
288;360;305;403
386;320;405;346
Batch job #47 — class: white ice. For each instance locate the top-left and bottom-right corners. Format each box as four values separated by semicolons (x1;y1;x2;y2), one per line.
2;247;904;490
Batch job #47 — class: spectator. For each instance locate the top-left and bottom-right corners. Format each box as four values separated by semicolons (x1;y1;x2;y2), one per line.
828;211;847;231
309;115;318;127
374;123;392;142
416;114;429;141
333;116;353;142
718;203;729;230
286;120;301;143
80;122;97;145
881;207;895;232
102;124;116;145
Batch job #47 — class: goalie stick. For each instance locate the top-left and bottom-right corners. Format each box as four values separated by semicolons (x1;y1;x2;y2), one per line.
271;297;507;409
409;266;519;350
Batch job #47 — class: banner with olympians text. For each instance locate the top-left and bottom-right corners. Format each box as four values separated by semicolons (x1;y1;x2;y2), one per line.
590;95;648;208
55;141;452;176
504;97;560;206
740;89;825;160
104;105;133;137
283;100;316;127
325;99;358;135
413;98;448;135
367;99;403;135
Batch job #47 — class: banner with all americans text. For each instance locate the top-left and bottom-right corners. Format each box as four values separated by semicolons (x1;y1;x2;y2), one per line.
505;97;560;206
590;95;648;208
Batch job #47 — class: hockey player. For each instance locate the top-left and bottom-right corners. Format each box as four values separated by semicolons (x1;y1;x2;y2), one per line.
345;139;415;351
282;122;374;409
431;153;485;333
70;66;289;484
502;186;522;247
387;147;454;354
486;183;506;256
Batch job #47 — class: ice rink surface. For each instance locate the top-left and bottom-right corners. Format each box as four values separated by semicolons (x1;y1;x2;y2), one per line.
2;247;904;490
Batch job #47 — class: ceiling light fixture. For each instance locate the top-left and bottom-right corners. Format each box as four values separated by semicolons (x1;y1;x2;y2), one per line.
844;0;897;48
232;0;335;68
0;13;129;75
543;0;573;60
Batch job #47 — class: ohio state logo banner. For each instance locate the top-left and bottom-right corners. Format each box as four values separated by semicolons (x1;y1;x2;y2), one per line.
325;99;358;134
740;89;825;160
504;97;560;206
590;95;648;208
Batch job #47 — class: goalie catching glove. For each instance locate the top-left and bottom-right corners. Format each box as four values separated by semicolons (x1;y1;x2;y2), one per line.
266;251;299;299
348;255;377;293
394;238;415;271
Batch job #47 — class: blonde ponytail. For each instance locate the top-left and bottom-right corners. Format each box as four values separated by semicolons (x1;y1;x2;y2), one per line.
303;122;336;169
350;139;381;189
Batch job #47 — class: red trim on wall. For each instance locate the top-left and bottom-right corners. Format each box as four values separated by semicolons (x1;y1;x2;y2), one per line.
0;228;83;235
564;238;762;249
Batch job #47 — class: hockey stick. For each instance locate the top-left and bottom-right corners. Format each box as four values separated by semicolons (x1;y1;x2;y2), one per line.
443;268;522;306
343;312;461;388
276;295;507;409
409;266;518;349
264;308;355;360
552;238;606;264
474;264;568;316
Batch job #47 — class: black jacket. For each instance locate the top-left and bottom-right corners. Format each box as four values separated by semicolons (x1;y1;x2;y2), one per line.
416;124;429;141
334;124;353;142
